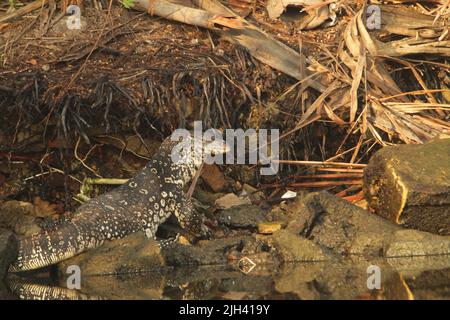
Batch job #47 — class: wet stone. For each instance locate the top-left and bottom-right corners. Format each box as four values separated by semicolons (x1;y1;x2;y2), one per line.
217;204;268;229
282;191;450;258
215;193;251;209
384;230;450;258
162;236;253;267
268;230;329;262
58;232;164;276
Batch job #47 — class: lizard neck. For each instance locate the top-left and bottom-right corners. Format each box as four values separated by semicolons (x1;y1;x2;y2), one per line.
146;141;202;188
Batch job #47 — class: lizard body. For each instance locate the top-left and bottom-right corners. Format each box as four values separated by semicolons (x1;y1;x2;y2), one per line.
9;135;227;272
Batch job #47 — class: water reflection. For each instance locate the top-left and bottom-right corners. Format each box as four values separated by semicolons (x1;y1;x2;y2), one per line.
4;255;449;300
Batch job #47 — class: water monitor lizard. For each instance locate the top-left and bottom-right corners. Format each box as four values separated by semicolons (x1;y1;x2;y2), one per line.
9;134;228;272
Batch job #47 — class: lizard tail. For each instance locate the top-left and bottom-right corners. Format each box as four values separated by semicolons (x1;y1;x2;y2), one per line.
9;223;103;272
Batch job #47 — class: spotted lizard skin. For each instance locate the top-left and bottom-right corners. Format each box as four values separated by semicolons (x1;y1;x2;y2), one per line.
9;135;224;272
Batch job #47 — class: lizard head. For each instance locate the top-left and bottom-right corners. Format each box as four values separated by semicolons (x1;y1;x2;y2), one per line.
166;132;230;183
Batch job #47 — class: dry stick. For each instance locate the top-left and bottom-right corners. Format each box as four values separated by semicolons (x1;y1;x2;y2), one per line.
398;59;444;117
272;160;367;168
358;140;378;165
317;168;364;173
74;136;103;178
326;139;372;162
335;185;362;197
187;162;204;199
350;134;363;164
334;102;369;159
0;0;48;24
258;179;363;191
291;173;364;179
287;180;363;188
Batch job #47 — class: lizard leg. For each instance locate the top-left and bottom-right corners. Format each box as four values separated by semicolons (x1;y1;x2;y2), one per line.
174;196;211;240
157;234;180;249
143;225;180;249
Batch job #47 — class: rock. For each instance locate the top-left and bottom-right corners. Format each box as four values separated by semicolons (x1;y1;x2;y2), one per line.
384;230;450;258
257;221;283;234
364;139;450;235
0;201;41;236
268;230;329;262
163;237;253;267
58;232;164;276
267;191;310;224
217;204;268;229
201;164;227;192
242;184;265;202
286;191;399;256
193;188;224;206
227;165;257;186
58;232;254;276
215;193;251;209
387;255;450;275
401;268;450;300
284;191;450;258
0;228;17;280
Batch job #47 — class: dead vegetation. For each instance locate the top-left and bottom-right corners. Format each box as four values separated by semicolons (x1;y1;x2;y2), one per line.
0;0;448;207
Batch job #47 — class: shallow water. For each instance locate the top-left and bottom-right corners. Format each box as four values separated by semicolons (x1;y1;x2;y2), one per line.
3;255;449;300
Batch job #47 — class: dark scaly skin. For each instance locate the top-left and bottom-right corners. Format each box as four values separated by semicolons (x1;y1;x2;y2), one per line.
9;136;222;272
